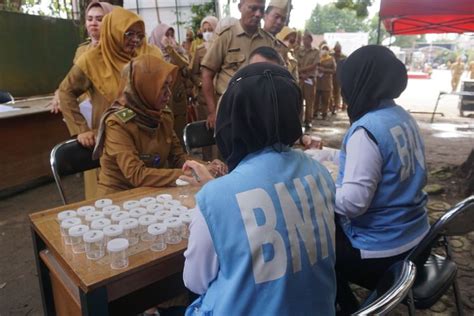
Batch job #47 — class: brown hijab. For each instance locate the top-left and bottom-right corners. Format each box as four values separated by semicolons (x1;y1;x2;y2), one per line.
93;54;178;159
75;7;163;103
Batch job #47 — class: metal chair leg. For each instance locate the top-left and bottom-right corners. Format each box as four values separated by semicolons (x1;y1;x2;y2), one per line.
452;277;464;316
407;289;416;316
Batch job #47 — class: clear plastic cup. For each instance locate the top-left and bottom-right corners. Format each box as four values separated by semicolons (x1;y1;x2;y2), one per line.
90;218;111;231
102;205;121;218
83;230;105;260
111;211;130;225
163;217;183;244
68;225;89;253
170;205;189;214
148;223;167;252
57;210;77;224
140;197;157;207
76;206;95;221
60;217;82;244
95;198;113;209
138;215;158;241
119;218;139;246
129;207;147;219
146;203;164;215
85;212;105;225
163;200;181;210
179;213;192;239
107;238;129;270
103;224;124;245
155;210;172;223
156;194;173;203
122;200;140;210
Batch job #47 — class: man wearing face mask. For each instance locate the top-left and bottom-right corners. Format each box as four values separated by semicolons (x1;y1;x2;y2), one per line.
201;0;277;129
314;44;336;120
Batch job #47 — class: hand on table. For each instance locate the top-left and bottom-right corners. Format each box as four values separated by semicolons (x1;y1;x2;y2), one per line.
207;159;228;177
180;160;215;186
48;90;61;114
77;131;96;148
301;135;323;150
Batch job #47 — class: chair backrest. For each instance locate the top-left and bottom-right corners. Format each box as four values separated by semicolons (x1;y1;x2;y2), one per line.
407;195;474;269
183;120;215;154
354;260;417;315
50;139;100;204
0;91;14;104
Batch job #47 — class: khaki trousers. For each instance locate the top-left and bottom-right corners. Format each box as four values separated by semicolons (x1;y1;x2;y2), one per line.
300;80;316;124
315;90;331;116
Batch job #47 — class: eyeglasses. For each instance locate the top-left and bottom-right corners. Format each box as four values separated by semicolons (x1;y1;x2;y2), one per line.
124;31;145;41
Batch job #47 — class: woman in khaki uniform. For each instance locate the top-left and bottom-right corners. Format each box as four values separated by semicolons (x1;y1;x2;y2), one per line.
314;44;336;119
58;7;163;199
93;54;187;196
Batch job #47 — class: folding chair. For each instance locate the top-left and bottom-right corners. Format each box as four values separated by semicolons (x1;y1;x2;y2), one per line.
50;139;100;205
0;90;14;104
182;120;215;155
406;195;474;316
354;260;417;315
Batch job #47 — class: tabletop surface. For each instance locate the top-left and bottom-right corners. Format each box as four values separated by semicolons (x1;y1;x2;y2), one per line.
30;186;198;293
0;96;53;119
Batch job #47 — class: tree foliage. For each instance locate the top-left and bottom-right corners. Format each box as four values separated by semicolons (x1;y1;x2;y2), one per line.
335;0;373;17
189;2;216;33
306;4;368;35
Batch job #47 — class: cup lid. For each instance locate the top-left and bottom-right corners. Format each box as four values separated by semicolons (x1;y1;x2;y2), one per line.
77;206;96;216
107;238;129;252
140;197;157;206
91;218;111;230
57;210;77;221
179;213;192;224
146;203;164;214
155;211;172;221
111;211;130;222
163;217;182;228
102;205;121;215
61;217;81;229
164;200;181;209
68;224;89;237
83;230;104;243
123;200;140;210
148;223;167;235
94;198;113;208
85;212;105;222
129;207;147;218
103;224;123;237
170;205;189;213
156;194;173;202
119;218;139;230
138;215;157;226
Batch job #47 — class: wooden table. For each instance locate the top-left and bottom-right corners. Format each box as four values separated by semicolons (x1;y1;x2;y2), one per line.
30;186;197;316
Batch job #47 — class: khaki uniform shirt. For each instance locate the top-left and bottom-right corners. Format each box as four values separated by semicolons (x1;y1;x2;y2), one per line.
275;40;299;80
317;55;336;91
469;61;474;79
451;62;465;77
73;41;93;63
331;52;346;89
97;108;187;196
201;22;277;95
58;65;110;135
296;46;319;80
190;44;208;108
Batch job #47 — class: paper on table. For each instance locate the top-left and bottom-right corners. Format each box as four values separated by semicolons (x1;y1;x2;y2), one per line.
304;78;313;85
79;99;92;128
0;105;20;113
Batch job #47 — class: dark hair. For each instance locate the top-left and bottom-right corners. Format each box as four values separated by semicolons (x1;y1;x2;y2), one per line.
249;46;285;66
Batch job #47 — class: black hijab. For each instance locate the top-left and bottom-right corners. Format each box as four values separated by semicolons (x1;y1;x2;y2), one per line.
215;63;303;171
337;45;408;123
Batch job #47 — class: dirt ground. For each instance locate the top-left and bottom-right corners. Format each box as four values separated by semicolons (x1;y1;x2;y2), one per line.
0;70;473;315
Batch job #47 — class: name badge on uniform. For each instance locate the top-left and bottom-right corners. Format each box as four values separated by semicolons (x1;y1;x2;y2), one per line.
139;154;161;167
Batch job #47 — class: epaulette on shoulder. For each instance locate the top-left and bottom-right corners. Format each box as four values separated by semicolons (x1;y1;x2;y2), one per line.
114;108;136;123
78;39;91;47
217;25;233;36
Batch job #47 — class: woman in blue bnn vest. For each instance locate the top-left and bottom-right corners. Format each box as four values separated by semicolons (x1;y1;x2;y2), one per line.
179;63;337;315
334;45;430;314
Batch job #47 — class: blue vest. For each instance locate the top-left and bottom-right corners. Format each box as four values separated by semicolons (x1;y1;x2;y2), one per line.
186;147;336;316
337;101;430;255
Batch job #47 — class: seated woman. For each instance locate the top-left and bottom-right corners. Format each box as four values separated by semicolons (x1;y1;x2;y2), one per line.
180;63;337;315
334;45;430;313
92;54;186;196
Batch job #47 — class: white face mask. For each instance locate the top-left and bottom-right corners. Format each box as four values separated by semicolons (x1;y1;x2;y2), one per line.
203;31;213;42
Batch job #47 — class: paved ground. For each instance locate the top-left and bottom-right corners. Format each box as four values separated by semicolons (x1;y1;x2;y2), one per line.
0;70;473;315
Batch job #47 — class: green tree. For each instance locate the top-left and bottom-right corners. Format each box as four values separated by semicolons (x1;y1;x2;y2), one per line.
306;4;368;34
367;14;388;44
335;0;373;17
189;2;216;33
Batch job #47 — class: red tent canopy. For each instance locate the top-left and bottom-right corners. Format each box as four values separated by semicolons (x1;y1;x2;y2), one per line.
380;0;474;35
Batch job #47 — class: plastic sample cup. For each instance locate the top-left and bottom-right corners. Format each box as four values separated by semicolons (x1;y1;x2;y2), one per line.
95;198;113;209
163;217;183;244
155;211;172;223
129;207;147;219
140;197;157;207
156;194;173;203
138;215;158;241
119;218;139;246
179;213;192;239
122;200;140;211
103;224;124;245
163;200;181;210
68;225;89;254
147;223;167;252
76;206;96;221
111;211;130;225
146;203;164;215
107;238;129;270
60;217;82;244
90;218;111;231
102;205;121;218
85;212;105;225
57;210;77;224
83;230;105;260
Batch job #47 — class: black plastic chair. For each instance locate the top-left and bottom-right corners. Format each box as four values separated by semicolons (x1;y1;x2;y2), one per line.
182;120;215;155
50;139;100;205
406;195;474;316
0;91;14;104
354;260;417;315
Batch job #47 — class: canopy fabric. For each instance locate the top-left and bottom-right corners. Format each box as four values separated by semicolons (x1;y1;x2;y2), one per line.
380;0;474;35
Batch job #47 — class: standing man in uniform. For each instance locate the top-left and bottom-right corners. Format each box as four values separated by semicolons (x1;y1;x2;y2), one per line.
296;31;319;130
468;59;474;80
315;44;336;119
331;42;346;113
201;0;276;128
450;56;465;92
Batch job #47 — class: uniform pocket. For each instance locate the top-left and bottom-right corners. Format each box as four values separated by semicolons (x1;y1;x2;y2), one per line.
224;52;246;71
